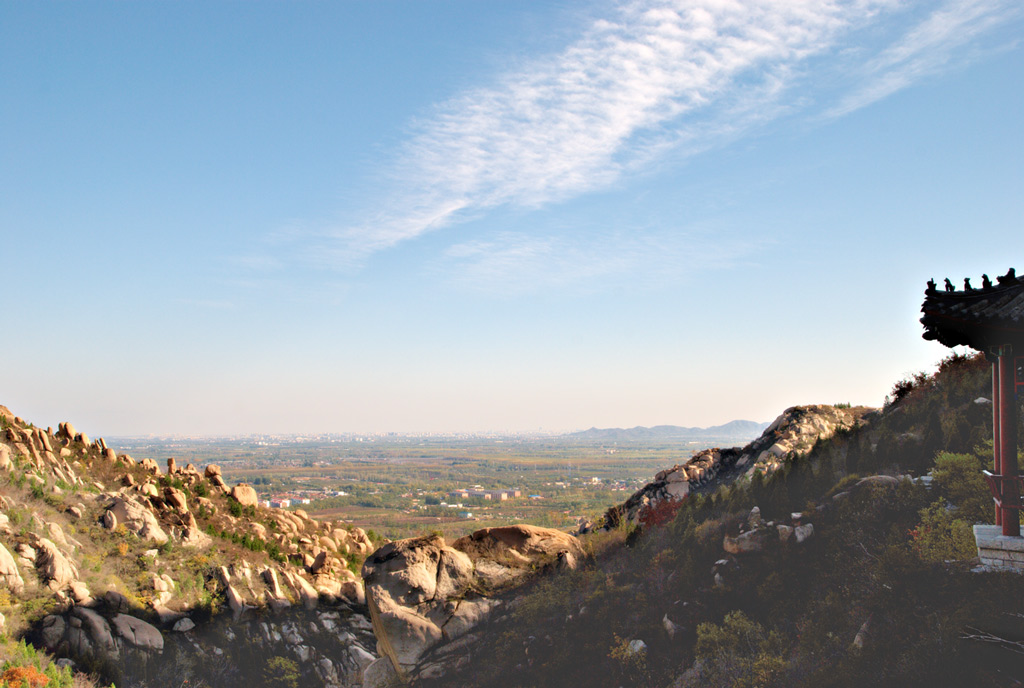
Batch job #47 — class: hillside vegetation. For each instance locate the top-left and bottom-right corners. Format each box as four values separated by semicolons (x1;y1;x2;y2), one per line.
0;406;382;687
0;352;1018;687
425;352;1024;687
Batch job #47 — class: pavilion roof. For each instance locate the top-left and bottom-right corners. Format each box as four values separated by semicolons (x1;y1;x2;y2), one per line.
920;269;1024;351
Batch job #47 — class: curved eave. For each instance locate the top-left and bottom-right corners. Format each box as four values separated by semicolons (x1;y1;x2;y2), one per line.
921;314;1024;350
920;282;1024;351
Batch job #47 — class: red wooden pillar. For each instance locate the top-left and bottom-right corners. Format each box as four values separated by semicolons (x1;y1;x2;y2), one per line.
999;348;1020;536
993;357;1003;526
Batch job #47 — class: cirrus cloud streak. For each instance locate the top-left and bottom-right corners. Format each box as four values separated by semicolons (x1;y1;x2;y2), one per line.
299;0;1018;270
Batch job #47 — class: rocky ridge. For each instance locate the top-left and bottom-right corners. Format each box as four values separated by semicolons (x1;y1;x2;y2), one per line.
0;404;379;687
594;404;874;531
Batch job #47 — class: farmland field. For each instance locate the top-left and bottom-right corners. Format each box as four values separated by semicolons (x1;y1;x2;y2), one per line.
109;432;760;540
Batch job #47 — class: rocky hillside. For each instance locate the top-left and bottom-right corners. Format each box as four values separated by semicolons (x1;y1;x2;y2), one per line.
403;352;1024;688
354;405;877;687
592;404;873;531
2;353;1015;688
0;399;880;687
0;405;381;687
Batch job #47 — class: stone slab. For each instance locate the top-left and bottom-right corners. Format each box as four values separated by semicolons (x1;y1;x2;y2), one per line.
973;525;1024;552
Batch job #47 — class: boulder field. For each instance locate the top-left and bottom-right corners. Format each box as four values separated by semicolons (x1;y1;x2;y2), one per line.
0;406;380;687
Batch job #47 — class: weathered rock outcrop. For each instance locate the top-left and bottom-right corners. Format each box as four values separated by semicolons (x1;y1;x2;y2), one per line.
0;542;25;593
34;537;78;590
599;404;872;530
0;407;387;688
363;525;585;681
40;601;379;688
102;495;169;544
721;506;814;556
743;404;870;473
110;613;163;651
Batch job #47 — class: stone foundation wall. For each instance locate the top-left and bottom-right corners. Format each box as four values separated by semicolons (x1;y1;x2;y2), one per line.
973;524;1024;571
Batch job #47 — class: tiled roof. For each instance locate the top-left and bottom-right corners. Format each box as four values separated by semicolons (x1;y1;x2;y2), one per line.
920;269;1024;350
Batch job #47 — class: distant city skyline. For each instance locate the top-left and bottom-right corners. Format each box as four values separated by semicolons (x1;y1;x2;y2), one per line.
3;1;1021;436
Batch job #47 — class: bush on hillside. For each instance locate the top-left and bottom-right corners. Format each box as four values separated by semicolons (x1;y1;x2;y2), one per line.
0;639;99;688
694;610;787;688
909;501;977;564
931;450;991;524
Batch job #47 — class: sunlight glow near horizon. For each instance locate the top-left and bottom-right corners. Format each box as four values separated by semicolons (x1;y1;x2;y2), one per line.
1;1;1021;436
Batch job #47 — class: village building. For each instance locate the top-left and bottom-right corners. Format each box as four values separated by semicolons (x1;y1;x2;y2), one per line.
448;488;521;501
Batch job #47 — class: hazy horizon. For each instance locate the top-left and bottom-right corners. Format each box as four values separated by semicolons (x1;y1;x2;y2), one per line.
88;417;771;441
3;1;1020;437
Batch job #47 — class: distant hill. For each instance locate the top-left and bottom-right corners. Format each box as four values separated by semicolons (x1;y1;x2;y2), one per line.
566;419;769;441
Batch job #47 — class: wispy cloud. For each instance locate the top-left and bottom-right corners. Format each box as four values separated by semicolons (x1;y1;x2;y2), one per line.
279;0;1017;271
828;0;1021;116
438;229;765;295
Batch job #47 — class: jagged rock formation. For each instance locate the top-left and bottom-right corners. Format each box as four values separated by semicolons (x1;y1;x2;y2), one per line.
0;407;382;687
743;404;872;474
596;405;872;530
362;524;585;683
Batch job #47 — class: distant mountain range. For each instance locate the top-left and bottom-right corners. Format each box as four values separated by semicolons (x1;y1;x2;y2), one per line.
566;419;770;441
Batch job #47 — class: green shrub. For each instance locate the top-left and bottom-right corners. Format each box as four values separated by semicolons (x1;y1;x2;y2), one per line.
695;611;787;688
160;476;185;491
0;639;79;687
909;501;977;564
607;634;648;684
931;451;991;523
262;656;300;688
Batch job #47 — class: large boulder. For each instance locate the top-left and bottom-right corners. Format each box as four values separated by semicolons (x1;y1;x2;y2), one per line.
363;525;583;679
230;484;258;507
110;614;164;652
723;528;773;555
40;615;66;650
57;422;77;443
105;496;168;544
71;606;117;660
163;487;188;513
452;525;584;589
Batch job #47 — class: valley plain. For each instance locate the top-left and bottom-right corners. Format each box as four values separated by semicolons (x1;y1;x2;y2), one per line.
108;427;768;540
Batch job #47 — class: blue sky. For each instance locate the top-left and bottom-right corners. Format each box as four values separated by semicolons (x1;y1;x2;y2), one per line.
2;1;1022;436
